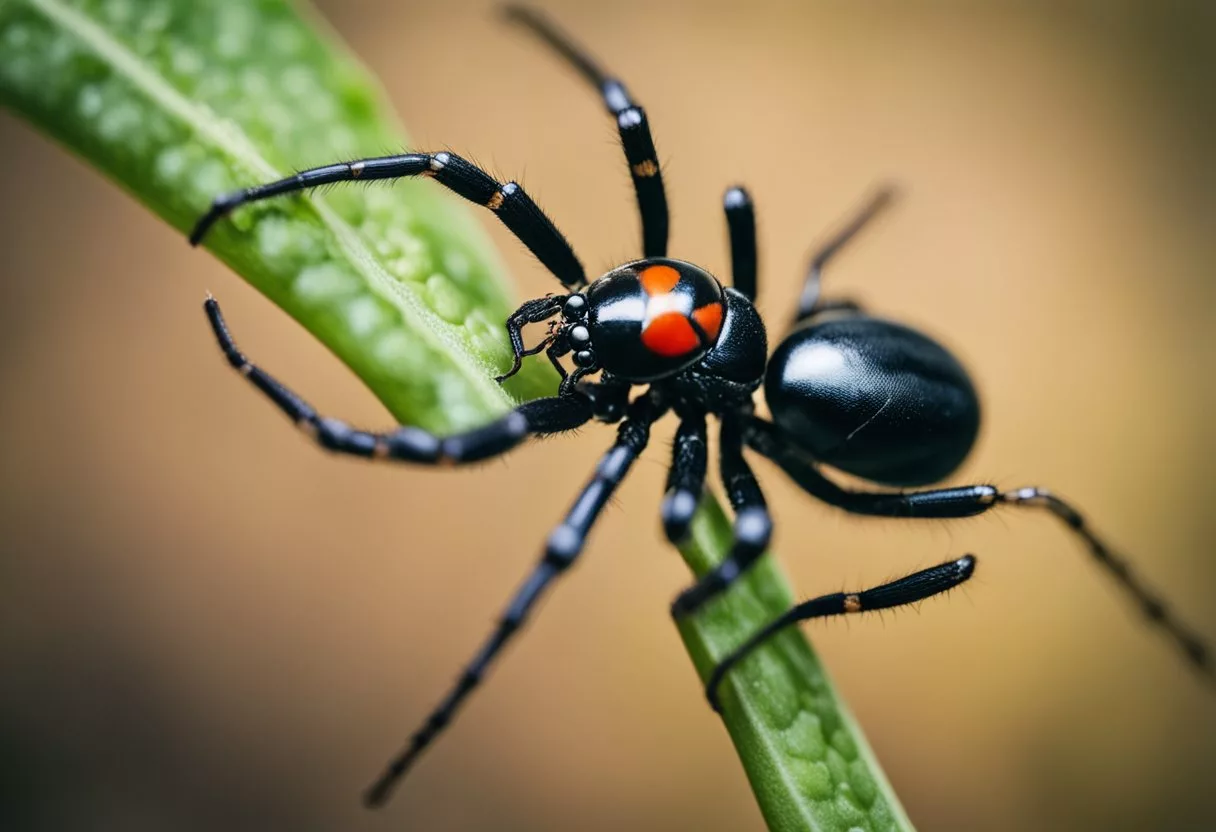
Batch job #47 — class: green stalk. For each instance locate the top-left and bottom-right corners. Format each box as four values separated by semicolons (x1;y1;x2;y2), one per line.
0;1;913;828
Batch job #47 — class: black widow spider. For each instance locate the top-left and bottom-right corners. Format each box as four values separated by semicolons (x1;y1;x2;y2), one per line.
188;5;1211;809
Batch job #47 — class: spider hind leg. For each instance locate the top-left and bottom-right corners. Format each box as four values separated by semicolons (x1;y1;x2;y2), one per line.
706;555;977;712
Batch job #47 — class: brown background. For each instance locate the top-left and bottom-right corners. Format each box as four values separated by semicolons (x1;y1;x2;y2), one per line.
2;2;1215;830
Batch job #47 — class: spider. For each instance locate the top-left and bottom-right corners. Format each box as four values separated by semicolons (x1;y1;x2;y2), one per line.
188;5;1210;809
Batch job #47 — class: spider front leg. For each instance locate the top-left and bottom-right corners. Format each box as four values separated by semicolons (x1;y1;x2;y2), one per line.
204;297;593;464
670;412;773;618
506;5;668;257
706;556;977;712
190;150;587;291
745;415;1213;678
363;390;667;807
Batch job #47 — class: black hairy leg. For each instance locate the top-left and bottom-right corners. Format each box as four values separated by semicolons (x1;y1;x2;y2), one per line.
745;415;1212;678
505;5;669;258
794;186;895;321
670;412;773;617
205;296;593;464
363;390;668;806
191;151;587;290
723;186;757;301
706;555;977;711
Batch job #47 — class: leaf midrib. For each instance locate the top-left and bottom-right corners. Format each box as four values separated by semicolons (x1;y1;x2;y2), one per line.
29;0;513;416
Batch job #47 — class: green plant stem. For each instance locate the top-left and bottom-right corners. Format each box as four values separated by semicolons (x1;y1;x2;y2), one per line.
0;1;913;829
676;499;913;831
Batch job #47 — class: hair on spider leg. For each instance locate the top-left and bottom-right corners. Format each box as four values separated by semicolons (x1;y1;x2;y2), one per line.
181;3;1213;810
704;555;980;711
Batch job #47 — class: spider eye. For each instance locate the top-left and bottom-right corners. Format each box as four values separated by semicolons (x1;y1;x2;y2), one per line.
563;294;587;319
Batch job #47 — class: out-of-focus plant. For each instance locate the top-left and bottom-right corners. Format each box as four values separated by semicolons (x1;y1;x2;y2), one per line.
0;1;914;829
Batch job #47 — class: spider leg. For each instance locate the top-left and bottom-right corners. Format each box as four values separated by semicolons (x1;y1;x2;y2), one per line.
577;375;633;424
706;556;977;712
545;337;571;384
505;5;668;258
205;297;592;463
558;365;597;398
363;390;667;807
745;415;1213;678
794;186;896;323
660;407;708;545
191;151;587;290
670;412;772;618
496;296;565;383
723;187;757;302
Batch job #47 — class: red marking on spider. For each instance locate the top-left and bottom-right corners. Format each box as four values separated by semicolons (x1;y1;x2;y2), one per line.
642;311;701;357
639;264;681;295
692;303;723;341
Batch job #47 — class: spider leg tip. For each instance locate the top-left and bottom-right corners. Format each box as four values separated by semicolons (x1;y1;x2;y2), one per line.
362;780;392;810
499;3;529;23
669;592;699;620
187;218;211;247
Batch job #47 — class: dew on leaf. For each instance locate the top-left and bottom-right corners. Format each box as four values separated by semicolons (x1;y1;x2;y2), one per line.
268;22;305;56
344;295;389;337
849;758;879;808
240;69;270;98
171;45;203;78
215;6;256;59
78;84;105;119
443;248;471;281
745;648;801;729
830;727;859;761
781;709;827;761
3;22;33;50
294;262;361;303
832;789;867;826
791;758;833;801
96;101;144;145
373;330;433;382
280;64;315;98
425;274;470;324
154;145;189;184
100;0;133;27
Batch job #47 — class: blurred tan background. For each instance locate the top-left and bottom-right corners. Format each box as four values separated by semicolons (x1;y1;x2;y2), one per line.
2;1;1215;830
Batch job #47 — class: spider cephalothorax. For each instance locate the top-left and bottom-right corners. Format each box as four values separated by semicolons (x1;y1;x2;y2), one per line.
186;4;1211;812
513;257;767;409
584;259;728;371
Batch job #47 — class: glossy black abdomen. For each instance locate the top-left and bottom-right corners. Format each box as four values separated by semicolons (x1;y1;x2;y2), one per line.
765;316;980;487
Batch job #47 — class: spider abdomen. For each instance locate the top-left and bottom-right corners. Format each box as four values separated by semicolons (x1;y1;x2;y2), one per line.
765;315;980;487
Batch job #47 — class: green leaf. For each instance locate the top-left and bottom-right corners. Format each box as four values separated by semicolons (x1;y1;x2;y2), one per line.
0;1;914;829
0;0;554;427
677;499;914;832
